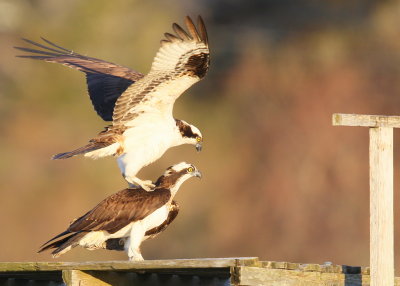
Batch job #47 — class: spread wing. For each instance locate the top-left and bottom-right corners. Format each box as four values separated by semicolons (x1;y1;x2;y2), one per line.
15;38;144;121
112;16;210;125
150;15;209;77
68;188;171;234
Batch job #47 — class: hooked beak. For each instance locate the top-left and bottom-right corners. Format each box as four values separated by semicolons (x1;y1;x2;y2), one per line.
193;170;202;179
195;143;202;152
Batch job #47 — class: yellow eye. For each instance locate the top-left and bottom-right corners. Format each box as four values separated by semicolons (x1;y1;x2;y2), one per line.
187;167;194;173
196;137;202;142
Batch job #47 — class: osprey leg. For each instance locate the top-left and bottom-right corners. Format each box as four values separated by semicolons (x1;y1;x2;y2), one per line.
124;174;155;191
125;225;145;261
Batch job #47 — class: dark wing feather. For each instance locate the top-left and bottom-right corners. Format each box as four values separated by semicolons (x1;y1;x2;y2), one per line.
68;188;171;234
145;200;179;238
196;16;209;46
172;23;192;40
38;230;71;251
184;17;200;42
86;74;134;121
38;232;85;254
103;200;180;251
15;38;144;121
149;15;210;76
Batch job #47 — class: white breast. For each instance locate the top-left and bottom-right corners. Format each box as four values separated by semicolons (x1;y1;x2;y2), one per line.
139;205;170;232
115;74;197;177
117;116;178;177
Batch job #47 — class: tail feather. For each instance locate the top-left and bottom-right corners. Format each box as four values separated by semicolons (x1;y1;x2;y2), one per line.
52;142;111;159
38;232;87;258
51;232;87;258
38;233;74;253
39;230;70;251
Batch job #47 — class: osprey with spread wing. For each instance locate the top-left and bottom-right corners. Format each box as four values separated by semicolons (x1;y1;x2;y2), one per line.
16;16;209;189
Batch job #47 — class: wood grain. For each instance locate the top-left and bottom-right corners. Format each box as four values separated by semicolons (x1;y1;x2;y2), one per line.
369;127;394;286
0;257;259;272
333;113;400;127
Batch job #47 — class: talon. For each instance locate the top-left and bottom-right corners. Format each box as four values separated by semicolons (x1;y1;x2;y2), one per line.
128;182;139;188
140;180;155;191
124;176;155;191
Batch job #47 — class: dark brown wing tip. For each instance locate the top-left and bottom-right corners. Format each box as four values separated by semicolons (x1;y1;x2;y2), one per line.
16;37;73;56
162;16;208;45
172;22;192;41
160;39;169;45
164;32;180;43
40;37;72;53
184;16;200;42
197;16;208;46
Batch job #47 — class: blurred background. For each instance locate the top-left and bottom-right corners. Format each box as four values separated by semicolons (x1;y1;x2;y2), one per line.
1;0;400;273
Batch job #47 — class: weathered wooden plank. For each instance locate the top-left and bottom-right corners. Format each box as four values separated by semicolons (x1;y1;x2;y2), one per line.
238;267;357;286
1;259;400;285
260;261;363;275
63;270;111;286
0;258;259;272
63;269;232;286
332;113;400;128
238;266;400;286
369;127;394;286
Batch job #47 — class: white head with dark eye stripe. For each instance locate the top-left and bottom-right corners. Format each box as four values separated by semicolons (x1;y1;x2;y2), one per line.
155;162;201;193
175;119;203;151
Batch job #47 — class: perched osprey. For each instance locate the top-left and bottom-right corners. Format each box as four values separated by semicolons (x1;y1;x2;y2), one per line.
38;162;201;261
15;16;209;189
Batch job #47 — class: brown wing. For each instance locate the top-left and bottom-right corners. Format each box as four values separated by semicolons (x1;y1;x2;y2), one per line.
112;16;210;125
103;200;180;251
145;200;179;238
15;38;144;121
68;188;171;234
149;16;209;77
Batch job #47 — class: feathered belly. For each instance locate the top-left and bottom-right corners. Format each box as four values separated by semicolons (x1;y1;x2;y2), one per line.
140;205;170;232
117;122;177;176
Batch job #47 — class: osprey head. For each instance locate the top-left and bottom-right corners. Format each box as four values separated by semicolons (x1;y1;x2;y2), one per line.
155;162;202;190
175;119;203;151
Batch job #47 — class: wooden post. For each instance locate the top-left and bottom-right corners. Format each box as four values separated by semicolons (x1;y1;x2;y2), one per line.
370;127;394;286
333;113;397;286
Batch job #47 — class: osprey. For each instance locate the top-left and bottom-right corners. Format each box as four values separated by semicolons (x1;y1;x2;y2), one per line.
15;16;209;189
38;162;201;261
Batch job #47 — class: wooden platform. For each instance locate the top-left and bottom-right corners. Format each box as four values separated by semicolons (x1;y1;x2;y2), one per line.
1;257;399;285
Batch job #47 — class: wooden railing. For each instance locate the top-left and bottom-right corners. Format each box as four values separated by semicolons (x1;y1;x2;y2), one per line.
1;258;399;285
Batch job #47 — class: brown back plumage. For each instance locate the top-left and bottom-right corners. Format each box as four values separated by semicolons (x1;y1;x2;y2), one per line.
68;188;171;234
104;200;180;251
38;187;171;255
